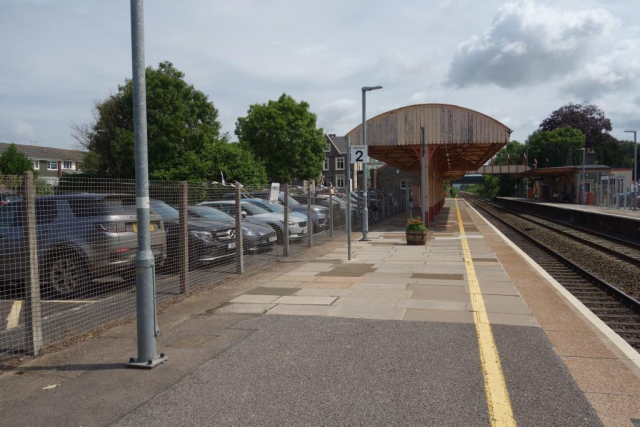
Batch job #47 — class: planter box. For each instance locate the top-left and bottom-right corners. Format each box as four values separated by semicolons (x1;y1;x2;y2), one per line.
406;229;428;245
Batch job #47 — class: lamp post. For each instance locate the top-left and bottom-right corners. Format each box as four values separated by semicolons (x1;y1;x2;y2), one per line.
625;130;637;210
578;147;586;205
360;85;382;241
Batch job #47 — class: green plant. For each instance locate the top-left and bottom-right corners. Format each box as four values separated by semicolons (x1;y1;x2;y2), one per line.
406;216;426;232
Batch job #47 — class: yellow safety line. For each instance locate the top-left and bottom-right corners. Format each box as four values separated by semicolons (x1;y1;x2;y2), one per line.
455;199;516;427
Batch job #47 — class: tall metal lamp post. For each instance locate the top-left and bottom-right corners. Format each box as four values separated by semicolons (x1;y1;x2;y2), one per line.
578;147;586;205
625;130;637;210
361;85;382;241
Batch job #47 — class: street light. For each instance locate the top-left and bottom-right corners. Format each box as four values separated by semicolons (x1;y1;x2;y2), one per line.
625;130;637;210
361;85;383;241
578;147;586;205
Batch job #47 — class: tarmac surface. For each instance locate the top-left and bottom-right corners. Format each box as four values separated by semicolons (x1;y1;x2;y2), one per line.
115;315;598;427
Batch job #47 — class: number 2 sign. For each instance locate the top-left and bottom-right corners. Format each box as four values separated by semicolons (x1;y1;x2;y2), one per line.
350;145;368;163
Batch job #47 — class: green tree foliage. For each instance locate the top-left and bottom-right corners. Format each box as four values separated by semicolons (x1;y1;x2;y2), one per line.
492;141;526;166
235;93;325;183
466;175;500;198
0;143;34;175
151;135;267;185
539;103;614;148
74;61;266;184
526;127;585;168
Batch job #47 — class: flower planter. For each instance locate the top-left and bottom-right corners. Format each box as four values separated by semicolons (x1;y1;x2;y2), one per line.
406;229;428;245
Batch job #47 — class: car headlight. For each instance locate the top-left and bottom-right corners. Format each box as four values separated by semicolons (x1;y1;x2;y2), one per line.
288;221;295;226
191;230;214;242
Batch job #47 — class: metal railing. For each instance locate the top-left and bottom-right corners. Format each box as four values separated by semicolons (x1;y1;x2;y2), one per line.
0;174;404;360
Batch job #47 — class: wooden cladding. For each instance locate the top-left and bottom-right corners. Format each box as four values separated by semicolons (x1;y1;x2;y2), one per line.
346;104;511;146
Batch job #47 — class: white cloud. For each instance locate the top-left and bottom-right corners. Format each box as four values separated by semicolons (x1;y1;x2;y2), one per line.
562;39;640;100
447;0;616;87
0;118;36;143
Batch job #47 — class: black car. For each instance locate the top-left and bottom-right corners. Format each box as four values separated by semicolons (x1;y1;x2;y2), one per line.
187;205;277;254
149;200;236;269
0;194;167;297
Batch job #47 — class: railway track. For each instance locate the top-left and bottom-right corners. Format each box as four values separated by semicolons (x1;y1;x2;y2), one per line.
491;199;640;268
464;195;640;350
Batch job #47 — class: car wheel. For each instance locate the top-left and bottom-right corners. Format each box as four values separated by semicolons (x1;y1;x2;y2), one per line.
47;250;87;298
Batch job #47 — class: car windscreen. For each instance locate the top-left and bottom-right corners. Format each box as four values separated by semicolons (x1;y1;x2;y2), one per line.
148;200;179;220
240;202;269;215
253;200;284;213
279;194;299;206
189;206;233;222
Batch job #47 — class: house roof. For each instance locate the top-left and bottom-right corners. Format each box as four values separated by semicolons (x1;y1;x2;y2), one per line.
326;134;347;154
0;142;85;162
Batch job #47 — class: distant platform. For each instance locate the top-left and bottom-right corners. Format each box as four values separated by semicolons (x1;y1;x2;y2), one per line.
498;197;640;222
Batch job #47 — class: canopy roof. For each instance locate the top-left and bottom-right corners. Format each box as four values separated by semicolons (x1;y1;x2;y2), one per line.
345;103;512;178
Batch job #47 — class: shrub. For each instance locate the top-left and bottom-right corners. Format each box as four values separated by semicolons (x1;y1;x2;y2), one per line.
406;216;427;232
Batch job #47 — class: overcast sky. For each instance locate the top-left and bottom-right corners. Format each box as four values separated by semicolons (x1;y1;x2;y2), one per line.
1;0;639;149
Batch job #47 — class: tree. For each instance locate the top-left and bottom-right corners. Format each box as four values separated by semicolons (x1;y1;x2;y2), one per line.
235;93;325;183
151;135;268;185
539;103;614;149
74;61;236;180
492;140;526;166
0;143;34;175
526;127;585;168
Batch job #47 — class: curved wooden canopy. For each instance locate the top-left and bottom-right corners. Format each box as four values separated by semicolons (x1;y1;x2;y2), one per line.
345;103;512;178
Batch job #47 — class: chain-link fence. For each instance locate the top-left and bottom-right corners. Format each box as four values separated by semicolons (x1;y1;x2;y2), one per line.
0;173;405;360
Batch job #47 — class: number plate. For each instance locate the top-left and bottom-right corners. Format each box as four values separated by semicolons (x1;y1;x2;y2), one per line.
268;236;277;242
132;223;155;233
227;242;236;249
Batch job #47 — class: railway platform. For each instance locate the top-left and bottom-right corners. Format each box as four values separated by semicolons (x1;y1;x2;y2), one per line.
498;197;640;221
2;200;640;426
497;197;640;243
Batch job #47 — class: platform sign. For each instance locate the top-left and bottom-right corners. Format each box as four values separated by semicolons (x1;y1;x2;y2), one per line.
350;145;368;163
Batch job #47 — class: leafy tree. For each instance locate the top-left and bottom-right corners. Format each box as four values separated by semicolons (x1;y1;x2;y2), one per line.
526;127;585;168
74;61;262;184
235;93;325;183
492;141;526;166
539;103;615;149
0;143;34;175
151;135;267;185
467;175;500;198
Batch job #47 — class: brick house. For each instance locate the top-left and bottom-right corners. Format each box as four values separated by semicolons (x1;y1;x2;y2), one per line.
320;134;348;189
0;142;85;184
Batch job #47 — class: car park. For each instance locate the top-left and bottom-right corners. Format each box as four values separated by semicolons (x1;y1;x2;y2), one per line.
187;205;277;254
198;200;307;242
149;200;236;268
0;194;167;297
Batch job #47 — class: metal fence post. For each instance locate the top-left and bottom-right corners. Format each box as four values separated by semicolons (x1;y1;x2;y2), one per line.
307;180;314;247
179;182;189;294
283;184;290;256
128;0;165;369
22;171;43;356
235;184;244;274
329;188;334;238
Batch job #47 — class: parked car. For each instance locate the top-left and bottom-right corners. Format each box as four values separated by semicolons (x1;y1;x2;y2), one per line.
198;200;307;242
0;194;167;297
242;198;330;233
225;191;330;231
149;200;236;269
187;205;277;254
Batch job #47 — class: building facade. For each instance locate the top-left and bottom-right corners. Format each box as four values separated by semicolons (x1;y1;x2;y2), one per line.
0;142;85;184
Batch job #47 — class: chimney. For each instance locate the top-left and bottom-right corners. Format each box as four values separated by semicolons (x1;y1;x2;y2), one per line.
586;148;596;166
